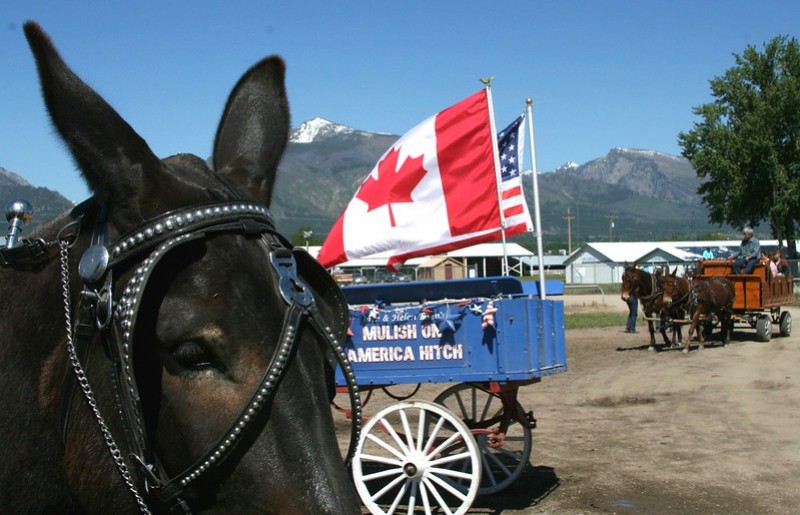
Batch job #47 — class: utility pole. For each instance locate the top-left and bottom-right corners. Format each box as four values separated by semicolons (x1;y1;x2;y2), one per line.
564;207;575;254
606;215;617;241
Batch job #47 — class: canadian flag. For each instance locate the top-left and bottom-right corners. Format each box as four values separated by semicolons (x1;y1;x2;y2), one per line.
318;90;520;270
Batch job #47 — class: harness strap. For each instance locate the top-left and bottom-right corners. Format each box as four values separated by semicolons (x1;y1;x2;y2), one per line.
673;283;693;307
638;272;661;301
0;238;51;267
107;203;274;267
55;200;361;514
155;238;362;505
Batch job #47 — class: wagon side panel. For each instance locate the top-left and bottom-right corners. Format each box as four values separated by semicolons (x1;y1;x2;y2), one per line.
497;298;567;378
731;276;764;311
497;298;533;375
536;298;567;376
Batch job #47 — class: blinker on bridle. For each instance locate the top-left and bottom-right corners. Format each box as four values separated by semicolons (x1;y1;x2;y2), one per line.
3;198;363;514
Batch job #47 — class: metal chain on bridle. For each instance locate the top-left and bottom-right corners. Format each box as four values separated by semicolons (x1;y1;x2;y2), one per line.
59;238;153;514
41;201;362;513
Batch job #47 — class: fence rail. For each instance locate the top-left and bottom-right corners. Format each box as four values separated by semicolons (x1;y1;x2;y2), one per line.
564;284;606;304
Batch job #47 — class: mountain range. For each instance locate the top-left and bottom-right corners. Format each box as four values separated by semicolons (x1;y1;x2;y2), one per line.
0;118;729;249
272;118;727;249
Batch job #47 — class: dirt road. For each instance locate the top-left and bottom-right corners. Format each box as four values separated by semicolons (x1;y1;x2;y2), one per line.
343;295;799;514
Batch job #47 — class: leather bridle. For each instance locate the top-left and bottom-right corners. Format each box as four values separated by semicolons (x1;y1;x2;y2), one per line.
622;269;661;302
7;200;362;513
663;274;693;309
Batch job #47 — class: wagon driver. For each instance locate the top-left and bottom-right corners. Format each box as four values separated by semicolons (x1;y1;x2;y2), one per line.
729;227;760;274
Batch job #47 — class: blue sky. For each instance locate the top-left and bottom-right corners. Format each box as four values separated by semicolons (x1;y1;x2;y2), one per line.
1;1;798;202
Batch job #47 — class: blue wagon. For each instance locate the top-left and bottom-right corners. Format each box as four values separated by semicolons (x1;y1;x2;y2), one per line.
335;276;567;515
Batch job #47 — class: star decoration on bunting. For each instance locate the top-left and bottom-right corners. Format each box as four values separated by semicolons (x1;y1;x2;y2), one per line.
437;304;463;333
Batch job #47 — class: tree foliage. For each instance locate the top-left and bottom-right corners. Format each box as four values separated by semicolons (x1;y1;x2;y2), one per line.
678;36;800;255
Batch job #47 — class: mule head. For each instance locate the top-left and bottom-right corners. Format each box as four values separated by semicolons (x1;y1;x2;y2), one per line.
620;262;642;301
24;22;359;513
661;267;687;309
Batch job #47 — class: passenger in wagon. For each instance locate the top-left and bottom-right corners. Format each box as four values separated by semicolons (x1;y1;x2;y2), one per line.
775;249;790;275
729;227;760;274
768;252;780;278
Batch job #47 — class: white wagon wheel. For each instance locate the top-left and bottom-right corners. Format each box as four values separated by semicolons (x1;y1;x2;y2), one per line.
352;400;481;515
434;383;532;495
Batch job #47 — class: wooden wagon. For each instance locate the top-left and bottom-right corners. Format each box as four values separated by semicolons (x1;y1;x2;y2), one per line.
696;259;795;341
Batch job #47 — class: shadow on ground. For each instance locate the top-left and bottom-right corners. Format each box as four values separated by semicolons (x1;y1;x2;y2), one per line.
469;465;560;513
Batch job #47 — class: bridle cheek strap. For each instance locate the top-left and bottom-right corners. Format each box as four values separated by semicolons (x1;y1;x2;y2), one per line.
61;201;361;513
156;238;362;504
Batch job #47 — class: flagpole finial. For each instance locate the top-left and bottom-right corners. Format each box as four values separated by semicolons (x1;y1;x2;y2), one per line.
479;76;495;86
526;98;533;105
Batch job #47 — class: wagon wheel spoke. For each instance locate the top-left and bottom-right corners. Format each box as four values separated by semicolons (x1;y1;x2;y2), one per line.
379;416;411;455
422;416;447;453
399;408;415;452
405;480;418;515
485;448;515;480
385;478;408;515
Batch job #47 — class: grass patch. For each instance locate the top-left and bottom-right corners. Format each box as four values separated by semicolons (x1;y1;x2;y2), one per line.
565;311;627;330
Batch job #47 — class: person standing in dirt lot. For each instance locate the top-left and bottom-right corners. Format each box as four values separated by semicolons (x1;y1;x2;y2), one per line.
625;288;638;333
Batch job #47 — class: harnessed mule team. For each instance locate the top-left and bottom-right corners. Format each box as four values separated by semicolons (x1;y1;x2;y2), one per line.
622;263;735;353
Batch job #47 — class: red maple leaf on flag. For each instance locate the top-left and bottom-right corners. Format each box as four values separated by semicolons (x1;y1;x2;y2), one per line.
356;147;427;227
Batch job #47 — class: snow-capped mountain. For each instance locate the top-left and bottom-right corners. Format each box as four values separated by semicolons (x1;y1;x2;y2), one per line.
612;147;684;162
549;161;579;173
558;147;699;204
290;117;387;143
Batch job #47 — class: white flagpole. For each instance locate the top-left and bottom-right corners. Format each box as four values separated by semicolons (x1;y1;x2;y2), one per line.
482;78;509;276
526;98;547;299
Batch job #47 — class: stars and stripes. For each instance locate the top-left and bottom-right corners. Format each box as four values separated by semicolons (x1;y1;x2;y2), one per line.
496;116;534;234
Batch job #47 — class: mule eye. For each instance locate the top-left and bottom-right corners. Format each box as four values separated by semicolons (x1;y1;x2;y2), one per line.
172;341;216;370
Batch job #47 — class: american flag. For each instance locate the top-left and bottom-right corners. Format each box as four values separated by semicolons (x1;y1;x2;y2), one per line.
497;116;534;234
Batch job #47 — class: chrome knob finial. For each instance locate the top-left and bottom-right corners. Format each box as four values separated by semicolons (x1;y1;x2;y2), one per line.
4;199;34;249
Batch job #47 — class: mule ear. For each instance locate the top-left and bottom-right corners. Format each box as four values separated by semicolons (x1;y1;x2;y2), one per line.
213;56;289;205
23;22;163;227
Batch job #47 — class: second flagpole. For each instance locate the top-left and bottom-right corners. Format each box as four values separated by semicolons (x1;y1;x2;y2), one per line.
526;98;547;299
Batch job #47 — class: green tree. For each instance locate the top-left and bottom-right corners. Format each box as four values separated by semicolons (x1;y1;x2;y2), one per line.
678;35;800;257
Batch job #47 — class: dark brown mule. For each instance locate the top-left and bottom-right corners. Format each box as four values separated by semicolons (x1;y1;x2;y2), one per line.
662;268;735;353
621;263;683;351
0;23;360;513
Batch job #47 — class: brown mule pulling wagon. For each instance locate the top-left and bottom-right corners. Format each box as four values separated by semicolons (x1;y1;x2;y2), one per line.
696;259;795;342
